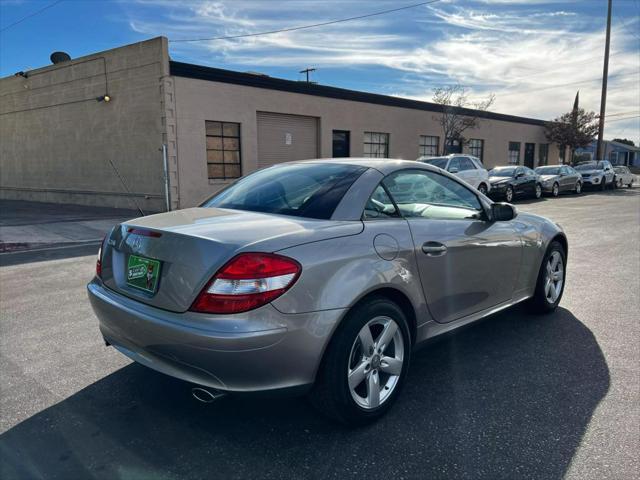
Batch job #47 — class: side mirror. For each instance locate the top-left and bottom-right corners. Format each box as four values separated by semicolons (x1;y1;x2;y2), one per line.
491;202;517;222
448;167;459;174
515;172;524;178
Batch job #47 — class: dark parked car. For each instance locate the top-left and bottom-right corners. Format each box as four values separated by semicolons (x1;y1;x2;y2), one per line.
488;166;542;202
575;160;615;190
534;165;583;196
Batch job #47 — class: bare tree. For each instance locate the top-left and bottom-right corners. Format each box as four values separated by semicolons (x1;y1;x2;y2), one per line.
432;85;495;155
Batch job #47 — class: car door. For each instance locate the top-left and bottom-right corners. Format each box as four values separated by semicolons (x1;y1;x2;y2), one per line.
458;157;479;187
559;166;572;191
524;167;538;195
383;169;522;323
513;167;528;196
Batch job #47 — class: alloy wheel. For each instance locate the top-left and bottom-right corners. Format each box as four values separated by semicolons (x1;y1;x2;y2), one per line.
478;184;487;195
348;316;405;410
544;251;564;304
535;184;542;199
552;183;559;197
576;182;582;194
506;187;514;202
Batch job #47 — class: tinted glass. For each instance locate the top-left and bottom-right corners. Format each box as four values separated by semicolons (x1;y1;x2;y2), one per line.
383;169;482;220
459;158;476;171
535;166;560;175
203;163;367;219
576;162;600;171
363;184;399;220
425;157;449;169
490;167;516;177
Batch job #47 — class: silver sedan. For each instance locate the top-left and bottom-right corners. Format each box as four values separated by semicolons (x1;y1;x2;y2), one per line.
88;159;568;424
534;165;583;196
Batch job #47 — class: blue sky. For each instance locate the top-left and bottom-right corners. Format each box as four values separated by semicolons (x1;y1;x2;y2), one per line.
1;0;639;143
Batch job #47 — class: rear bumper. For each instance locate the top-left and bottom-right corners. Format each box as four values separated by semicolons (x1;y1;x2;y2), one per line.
87;280;344;392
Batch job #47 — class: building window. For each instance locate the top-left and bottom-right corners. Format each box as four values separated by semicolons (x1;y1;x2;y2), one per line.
364;132;389;158
539;144;549;166
205;121;241;180
419;135;439;157
468;139;484;163
508;142;521;165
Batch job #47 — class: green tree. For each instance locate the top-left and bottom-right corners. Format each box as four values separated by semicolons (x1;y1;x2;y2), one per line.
545;108;599;163
612;138;636;147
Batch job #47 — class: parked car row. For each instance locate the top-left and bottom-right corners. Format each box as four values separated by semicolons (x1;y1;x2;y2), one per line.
418;155;635;203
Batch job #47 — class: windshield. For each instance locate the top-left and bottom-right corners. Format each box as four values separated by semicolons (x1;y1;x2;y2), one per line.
423;157;448;169
490;167;516;177
576;162;601;171
535;167;560;175
202;163;367;219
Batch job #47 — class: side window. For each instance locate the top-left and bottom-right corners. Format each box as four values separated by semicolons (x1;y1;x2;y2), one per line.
515;167;524;177
383;169;483;220
560;166;569;175
448;158;460;172
363;184;399;220
459;158;476;171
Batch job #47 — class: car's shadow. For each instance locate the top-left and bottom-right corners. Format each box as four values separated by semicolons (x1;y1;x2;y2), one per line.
0;306;609;480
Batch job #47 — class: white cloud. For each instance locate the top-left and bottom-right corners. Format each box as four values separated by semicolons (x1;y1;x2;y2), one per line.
125;0;640;143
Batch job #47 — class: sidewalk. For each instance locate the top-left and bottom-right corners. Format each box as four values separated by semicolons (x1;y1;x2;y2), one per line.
0;200;140;253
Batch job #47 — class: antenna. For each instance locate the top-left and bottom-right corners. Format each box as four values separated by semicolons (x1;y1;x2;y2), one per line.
299;67;316;83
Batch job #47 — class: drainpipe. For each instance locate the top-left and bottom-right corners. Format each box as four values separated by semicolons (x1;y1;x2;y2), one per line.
162;144;171;212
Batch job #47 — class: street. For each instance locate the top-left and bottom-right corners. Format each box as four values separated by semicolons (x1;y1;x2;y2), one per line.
1;188;638;480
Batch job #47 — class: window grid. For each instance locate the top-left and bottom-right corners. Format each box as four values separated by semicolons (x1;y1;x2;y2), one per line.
205;121;242;180
419;135;439;157
468;139;484;163
539;144;549;166
508;142;521;165
364;132;390;158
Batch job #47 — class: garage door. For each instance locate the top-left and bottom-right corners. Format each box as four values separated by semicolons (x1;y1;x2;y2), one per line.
257;112;319;168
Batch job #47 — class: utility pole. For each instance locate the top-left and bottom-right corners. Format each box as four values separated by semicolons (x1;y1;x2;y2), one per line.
299;67;316;83
596;0;612;160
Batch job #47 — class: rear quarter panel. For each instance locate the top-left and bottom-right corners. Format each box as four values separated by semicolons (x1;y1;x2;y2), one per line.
271;218;431;325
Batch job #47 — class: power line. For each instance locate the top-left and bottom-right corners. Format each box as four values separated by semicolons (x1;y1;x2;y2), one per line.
170;0;441;43
0;0;65;33
605;115;640;124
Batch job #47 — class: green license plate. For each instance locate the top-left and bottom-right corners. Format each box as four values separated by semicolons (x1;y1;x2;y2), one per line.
126;255;161;294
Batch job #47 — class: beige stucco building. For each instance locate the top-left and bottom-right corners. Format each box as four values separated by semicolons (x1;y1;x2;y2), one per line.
0;37;560;211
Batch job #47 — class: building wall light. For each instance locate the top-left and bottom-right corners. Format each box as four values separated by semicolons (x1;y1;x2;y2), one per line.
97;94;111;103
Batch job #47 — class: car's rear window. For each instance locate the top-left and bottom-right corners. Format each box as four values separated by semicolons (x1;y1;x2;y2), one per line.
202;163;367;219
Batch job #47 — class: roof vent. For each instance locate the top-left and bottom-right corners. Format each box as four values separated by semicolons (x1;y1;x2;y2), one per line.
50;51;71;64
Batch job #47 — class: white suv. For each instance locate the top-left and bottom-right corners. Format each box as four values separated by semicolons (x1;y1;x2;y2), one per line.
418;154;491;195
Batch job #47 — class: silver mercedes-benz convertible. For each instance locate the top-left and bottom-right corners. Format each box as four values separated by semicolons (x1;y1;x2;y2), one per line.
87;158;568;424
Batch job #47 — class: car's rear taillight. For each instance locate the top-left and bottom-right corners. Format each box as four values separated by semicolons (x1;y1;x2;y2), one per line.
96;235;107;278
190;253;301;314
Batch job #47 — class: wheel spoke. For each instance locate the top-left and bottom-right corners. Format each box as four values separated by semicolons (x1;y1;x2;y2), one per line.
367;370;380;408
550;253;559;270
358;326;374;352
376;321;397;353
544;278;552;297
380;356;403;376
348;361;368;390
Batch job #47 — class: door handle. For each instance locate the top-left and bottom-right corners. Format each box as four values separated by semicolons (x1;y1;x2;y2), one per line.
422;242;447;256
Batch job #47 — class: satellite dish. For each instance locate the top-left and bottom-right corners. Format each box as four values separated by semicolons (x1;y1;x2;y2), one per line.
50;51;71;64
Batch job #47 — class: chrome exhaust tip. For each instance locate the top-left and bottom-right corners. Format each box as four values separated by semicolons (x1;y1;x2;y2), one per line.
191;387;225;403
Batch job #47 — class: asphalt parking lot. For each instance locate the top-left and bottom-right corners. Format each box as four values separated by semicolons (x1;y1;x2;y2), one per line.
1;188;638;480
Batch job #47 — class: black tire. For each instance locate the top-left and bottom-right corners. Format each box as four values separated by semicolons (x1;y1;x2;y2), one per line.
600;178;607;191
575;181;582;194
310;297;411;425
528;241;566;314
552;182;559;197
534;183;542;199
505;186;514;202
616;178;623;189
628;183;634;188
478;183;488;195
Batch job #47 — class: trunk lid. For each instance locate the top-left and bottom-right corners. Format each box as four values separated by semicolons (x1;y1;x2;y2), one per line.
100;207;362;312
